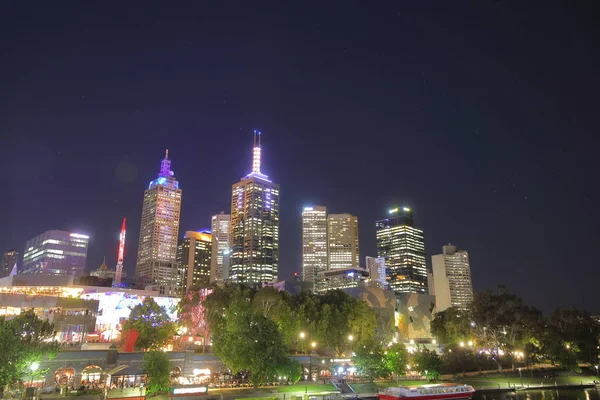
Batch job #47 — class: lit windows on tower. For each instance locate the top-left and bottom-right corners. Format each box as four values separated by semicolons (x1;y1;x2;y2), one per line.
376;207;427;295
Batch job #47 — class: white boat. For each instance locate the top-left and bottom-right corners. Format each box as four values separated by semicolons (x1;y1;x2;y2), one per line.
379;383;476;400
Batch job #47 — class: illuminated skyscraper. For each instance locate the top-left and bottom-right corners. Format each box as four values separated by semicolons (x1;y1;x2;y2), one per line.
376;207;427;294
1;249;19;278
210;212;231;284
21;230;89;276
327;214;359;270
230;131;280;284
302;206;328;285
177;231;212;293
431;244;474;311
135;150;182;286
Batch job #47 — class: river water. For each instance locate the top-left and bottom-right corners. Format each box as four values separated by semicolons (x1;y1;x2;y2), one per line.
474;388;600;400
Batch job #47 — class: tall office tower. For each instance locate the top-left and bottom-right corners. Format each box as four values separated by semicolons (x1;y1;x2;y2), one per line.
113;217;126;287
1;249;19;278
431;244;474;311
376;207;427;294
230;131;280;284
176;231;212;293
302;206;328;285
135;150;182;286
21;230;89;276
327;214;359;270
210;212;231;284
366;256;387;288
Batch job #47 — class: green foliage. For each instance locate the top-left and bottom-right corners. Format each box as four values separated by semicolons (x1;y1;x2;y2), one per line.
278;360;302;384
430;307;471;348
210;290;290;387
123;298;177;351
431;286;600;374
0;310;59;389
353;341;390;382
384;343;409;376
142;351;171;395
411;347;442;381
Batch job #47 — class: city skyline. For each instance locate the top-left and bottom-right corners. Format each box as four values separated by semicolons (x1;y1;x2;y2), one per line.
3;3;598;312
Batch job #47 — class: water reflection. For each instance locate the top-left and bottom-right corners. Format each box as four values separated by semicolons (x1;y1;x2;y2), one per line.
474;388;599;400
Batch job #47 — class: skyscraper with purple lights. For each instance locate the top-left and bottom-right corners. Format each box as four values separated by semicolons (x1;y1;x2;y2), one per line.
229;132;280;284
135;150;182;286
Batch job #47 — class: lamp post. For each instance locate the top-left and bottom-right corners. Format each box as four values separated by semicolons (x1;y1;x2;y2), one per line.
595;365;599;377
518;367;523;387
305;341;316;394
299;332;306;354
30;362;40;386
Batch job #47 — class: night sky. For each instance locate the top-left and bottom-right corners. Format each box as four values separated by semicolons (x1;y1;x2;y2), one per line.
2;2;599;312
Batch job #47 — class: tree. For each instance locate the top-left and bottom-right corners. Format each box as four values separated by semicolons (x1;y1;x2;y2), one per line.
142;351;171;395
353;341;390;382
470;286;542;370
0;310;59;394
123;298;177;351
211;291;290;388
542;307;600;370
430;307;471;348
384;343;409;377
180;287;213;353
411;347;442;381
279;360;302;384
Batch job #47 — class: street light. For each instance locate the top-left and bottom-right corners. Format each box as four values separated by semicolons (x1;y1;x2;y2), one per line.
595;365;599;376
348;335;353;342
518;367;523;387
30;362;40;386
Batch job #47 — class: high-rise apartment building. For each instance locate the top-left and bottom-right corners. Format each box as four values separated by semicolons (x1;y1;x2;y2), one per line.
302;206;328;285
21;231;89;276
327;214;359;270
431;244;474;311
135;150;182;286
2;249;19;278
376;207;427;294
366;256;386;288
177;231;212;293
210;212;231;284
230;132;280;284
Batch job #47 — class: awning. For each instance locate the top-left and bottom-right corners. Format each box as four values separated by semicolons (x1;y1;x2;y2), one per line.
105;365;146;377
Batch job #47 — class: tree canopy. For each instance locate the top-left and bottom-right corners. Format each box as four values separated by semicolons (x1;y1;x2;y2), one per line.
123;298;177;351
142;351;171;395
430;286;600;373
0;310;59;391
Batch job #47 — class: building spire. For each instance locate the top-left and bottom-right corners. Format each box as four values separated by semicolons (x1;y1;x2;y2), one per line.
159;149;172;178
252;130;262;174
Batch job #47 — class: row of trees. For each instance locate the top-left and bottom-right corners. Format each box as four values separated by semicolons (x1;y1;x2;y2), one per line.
178;284;393;386
180;284;394;356
431;286;600;373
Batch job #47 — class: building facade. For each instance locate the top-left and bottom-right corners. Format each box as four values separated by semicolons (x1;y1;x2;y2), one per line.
135;150;182;286
327;213;359;270
210;212;230;284
229;132;280;284
177;231;212;293
21;231;89;277
431;244;474;311
302;206;328;286
376;207;427;294
315;267;369;293
2;249;18;278
366;256;386;288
